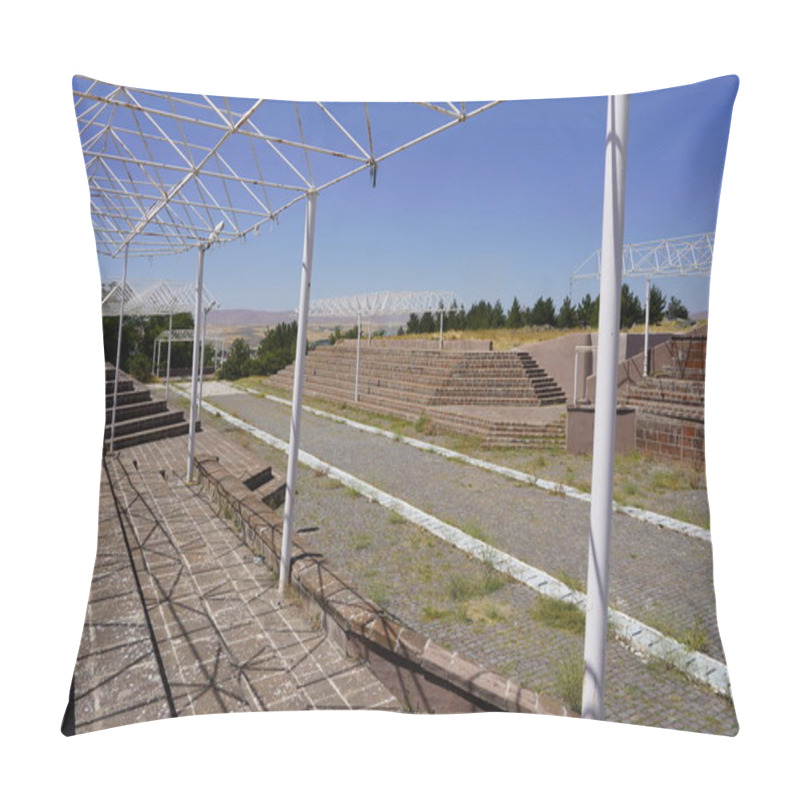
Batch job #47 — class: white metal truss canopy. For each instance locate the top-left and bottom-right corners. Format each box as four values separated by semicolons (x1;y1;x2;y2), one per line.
309;290;458;400
76;76;502;602
570;232;713;377
73;77;501;259
571;232;714;286
101;278;216;318
308;290;458;318
74;76;646;721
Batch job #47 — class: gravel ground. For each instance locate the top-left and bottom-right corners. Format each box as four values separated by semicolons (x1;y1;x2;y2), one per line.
177;382;739;735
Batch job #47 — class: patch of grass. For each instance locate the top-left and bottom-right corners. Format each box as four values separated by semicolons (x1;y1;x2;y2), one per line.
643;609;711;654
555;653;584;714
531;595;585;636
349;532;372;551
462;520;492;544
388;511;405;525
448;567;505;602
344;486;361;498
463;598;511;624
365;579;391;609
421;605;453;622
414;415;435;435
556;571;586;594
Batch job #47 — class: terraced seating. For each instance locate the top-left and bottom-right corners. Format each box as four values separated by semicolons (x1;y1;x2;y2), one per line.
104;364;200;451
270;344;566;416
267;342;567;448
619;333;707;466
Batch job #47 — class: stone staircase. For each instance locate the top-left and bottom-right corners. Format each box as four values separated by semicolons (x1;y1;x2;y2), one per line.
424;406;567;448
619;334;707;466
105;364;199;451
269;344;566;418
267;343;567;448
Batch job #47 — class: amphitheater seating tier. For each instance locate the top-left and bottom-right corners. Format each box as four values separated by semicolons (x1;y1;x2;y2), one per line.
104;365;200;451
267;343;567;447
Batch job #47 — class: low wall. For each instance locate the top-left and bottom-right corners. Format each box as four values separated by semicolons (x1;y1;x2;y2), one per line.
195;456;571;718
635;414;705;468
566;406;636;455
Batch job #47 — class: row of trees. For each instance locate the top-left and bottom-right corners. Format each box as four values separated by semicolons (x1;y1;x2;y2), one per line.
401;285;689;335
218;321;298;381
102;312;212;382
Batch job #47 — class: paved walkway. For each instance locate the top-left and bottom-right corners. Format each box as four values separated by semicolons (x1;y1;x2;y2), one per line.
70;426;401;734
192;381;738;734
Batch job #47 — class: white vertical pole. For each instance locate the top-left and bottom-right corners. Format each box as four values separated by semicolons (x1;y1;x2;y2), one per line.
573;349;579;405
165;312;173;400
108;244;129;453
355;312;362;402
186;246;206;483
582;94;629;721
439;307;444;350
643;276;651;377
280;192;317;595
198;304;210;420
152;339;157;379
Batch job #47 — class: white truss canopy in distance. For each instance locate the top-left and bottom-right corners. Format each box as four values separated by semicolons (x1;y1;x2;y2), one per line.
571;232;715;285
101;278;217;318
308;290;458;318
74;77;502;260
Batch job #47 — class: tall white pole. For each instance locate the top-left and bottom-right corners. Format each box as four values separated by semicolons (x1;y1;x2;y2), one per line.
280;192;317;595
439;307;444;350
165;312;173;400
355;312;362;402
109;244;129;453
582;94;629;721
186;248;207;482
643;276;651;378
198;303;211;420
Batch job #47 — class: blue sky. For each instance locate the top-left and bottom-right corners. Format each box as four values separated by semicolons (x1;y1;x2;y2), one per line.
95;75;737;316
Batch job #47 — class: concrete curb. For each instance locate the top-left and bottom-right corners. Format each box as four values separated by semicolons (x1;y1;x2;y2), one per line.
194;455;574;718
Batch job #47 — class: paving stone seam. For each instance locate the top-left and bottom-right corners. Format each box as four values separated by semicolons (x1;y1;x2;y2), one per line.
246;388;710;542
117;454;368;713
110;456;271;714
196;395;730;696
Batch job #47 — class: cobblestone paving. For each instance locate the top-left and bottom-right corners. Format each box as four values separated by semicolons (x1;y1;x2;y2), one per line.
71;433;401;734
195;388;738;734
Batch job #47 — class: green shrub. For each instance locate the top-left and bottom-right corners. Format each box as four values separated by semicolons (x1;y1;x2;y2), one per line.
128;354;152;383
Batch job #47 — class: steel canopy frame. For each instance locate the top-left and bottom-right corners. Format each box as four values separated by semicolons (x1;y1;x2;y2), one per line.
74;77;502;594
309;290;458;400
101;277;217;448
75;79;640;718
570;232;713;376
101;278;216;318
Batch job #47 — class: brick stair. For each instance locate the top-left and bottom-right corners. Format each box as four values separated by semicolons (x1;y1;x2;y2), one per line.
618;332;707;465
425;406;566;448
270;345;566;414
267;343;568;447
104;365;200;451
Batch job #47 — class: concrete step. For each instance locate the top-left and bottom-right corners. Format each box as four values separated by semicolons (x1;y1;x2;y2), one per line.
105;389;151;408
105;410;186;439
105;399;169;424
104;420;200;451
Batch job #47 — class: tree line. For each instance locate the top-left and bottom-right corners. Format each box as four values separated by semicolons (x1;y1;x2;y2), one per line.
103;313;298;383
217;321;298;380
401;285;689;335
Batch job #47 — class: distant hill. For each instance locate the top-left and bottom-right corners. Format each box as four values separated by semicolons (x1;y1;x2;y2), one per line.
207;308;295;327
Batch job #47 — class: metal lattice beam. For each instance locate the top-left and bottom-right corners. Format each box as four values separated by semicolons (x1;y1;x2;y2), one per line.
101;278;216;318
308;290;458;318
74;78;502;259
571;232;714;292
